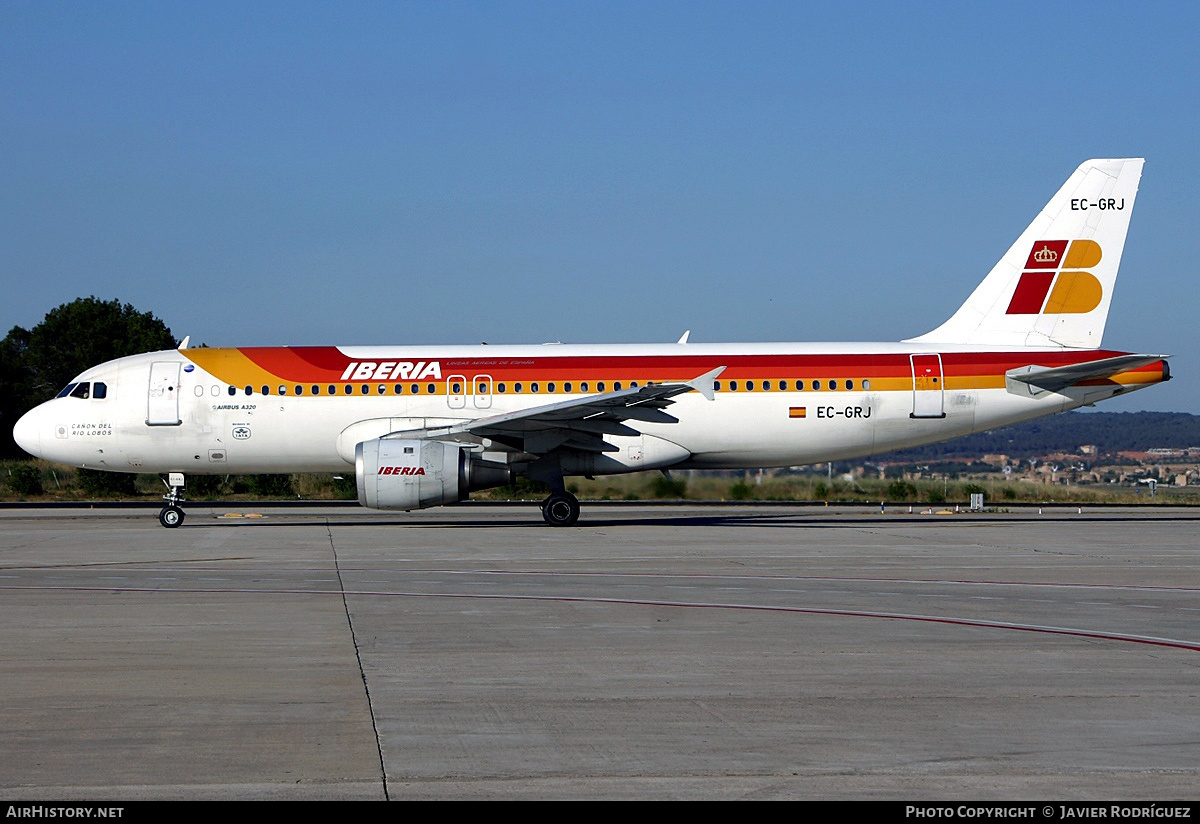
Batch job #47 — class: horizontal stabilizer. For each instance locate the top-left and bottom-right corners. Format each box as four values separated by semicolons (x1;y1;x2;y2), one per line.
1005;354;1168;396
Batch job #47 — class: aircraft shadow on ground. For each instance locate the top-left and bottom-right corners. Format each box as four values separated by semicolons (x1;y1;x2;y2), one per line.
184;512;1200;530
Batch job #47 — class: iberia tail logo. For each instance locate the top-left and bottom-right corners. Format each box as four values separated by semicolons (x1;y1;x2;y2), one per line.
1006;240;1103;314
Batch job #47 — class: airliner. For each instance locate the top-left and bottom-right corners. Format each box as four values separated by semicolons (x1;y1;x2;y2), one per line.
12;158;1168;528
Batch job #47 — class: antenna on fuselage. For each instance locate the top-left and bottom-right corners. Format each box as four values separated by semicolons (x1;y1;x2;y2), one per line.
177;335;190;349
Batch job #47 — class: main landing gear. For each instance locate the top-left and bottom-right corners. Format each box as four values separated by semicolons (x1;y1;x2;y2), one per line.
159;472;186;528
541;491;580;527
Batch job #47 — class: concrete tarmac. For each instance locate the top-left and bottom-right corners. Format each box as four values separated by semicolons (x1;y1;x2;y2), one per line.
1;503;1198;800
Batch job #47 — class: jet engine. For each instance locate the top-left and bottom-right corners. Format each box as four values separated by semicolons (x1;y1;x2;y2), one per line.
355;437;511;511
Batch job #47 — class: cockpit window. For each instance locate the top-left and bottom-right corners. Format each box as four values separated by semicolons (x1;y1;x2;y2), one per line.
57;381;108;400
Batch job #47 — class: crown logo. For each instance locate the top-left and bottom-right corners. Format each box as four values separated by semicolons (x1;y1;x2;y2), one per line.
1009;239;1105;315
1033;245;1058;263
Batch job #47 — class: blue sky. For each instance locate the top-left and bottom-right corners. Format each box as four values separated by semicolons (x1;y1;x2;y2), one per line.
2;1;1197;411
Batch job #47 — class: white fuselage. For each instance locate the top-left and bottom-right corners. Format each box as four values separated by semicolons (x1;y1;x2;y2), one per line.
13;341;1164;478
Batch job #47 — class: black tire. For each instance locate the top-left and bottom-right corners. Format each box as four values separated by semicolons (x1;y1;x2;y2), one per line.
541;492;580;527
159;505;185;528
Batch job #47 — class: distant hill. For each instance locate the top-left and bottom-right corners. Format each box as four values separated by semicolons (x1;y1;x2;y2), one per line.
877;411;1200;460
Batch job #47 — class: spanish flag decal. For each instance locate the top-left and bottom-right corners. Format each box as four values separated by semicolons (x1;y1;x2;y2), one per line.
789;407;807;418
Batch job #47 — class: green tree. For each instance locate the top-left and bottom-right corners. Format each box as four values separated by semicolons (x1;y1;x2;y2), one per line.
885;480;919;501
242;474;295;497
2;298;175;458
0;328;35;454
729;480;753;500
648;474;687;499
6;464;44;496
75;468;138;497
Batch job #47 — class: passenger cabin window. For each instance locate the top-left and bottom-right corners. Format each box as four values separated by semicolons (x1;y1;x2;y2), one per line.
245;386;254;395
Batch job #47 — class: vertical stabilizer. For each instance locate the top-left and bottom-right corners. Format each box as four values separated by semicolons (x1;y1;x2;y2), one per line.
906;158;1143;349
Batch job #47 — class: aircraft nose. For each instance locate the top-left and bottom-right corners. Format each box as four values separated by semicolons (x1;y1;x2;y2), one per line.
12;407;43;458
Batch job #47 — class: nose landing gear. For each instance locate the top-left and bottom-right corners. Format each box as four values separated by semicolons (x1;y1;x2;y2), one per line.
159;504;184;528
159;472;186;528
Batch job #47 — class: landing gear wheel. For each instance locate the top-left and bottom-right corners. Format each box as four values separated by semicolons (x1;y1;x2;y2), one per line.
159;505;185;528
541;492;580;527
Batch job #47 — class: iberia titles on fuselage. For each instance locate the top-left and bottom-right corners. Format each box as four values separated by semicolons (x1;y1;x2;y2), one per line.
12;159;1170;527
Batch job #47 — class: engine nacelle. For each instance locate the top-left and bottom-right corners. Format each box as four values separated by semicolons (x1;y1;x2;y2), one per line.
355;437;512;511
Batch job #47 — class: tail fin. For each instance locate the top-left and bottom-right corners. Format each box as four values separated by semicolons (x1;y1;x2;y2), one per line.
906;158;1143;349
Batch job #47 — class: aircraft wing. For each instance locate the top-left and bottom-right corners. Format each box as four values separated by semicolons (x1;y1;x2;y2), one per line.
1005;354;1169;396
397;366;725;454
